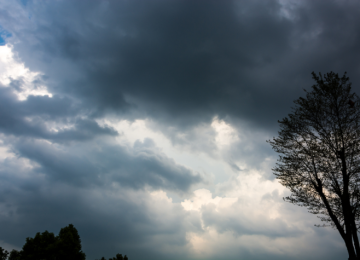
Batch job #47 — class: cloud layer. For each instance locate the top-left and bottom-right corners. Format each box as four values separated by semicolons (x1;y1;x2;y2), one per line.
0;0;359;259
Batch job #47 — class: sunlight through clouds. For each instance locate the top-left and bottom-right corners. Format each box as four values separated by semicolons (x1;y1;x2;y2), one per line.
0;44;52;100
181;189;237;212
211;117;239;148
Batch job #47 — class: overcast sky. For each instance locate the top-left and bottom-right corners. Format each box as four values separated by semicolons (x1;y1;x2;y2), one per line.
1;0;360;259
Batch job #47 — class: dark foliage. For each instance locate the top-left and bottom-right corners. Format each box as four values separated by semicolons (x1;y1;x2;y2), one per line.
19;224;85;260
56;224;86;260
8;250;21;260
268;72;360;260
21;230;57;260
97;253;128;260
0;247;9;260
0;247;21;260
2;224;127;260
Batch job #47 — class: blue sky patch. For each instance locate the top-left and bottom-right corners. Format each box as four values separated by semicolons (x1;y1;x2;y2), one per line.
21;0;29;6
0;26;12;45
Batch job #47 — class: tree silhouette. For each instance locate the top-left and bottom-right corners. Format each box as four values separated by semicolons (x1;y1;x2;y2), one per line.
268;72;360;260
0;247;9;260
97;253;128;260
8;249;21;260
3;225;126;260
56;224;86;260
20;224;85;260
21;230;57;260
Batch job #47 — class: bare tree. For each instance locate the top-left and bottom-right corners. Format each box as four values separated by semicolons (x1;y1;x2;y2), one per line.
268;72;360;260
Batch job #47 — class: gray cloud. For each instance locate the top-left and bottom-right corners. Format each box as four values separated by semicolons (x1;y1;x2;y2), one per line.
0;85;117;141
0;134;203;259
0;0;360;259
0;177;202;260
4;0;360;133
8;137;203;192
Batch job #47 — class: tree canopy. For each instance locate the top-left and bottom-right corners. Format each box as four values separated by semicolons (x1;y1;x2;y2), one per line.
0;247;9;260
56;224;86;260
268;71;360;260
7;250;21;260
1;224;128;260
21;230;57;260
97;253;129;260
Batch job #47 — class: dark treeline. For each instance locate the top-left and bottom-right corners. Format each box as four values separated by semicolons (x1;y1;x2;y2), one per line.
96;254;128;260
0;224;127;260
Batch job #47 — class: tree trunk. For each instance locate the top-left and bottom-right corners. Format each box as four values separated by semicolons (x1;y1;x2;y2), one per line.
350;217;360;259
340;152;358;259
344;230;357;259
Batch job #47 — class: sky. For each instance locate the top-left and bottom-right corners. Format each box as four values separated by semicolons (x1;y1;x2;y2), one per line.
0;0;360;259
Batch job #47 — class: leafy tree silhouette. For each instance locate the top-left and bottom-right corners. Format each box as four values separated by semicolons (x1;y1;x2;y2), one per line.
56;224;86;260
268;72;360;260
97;253;128;260
21;230;57;260
20;224;85;260
0;247;9;260
3;225;126;260
8;249;21;260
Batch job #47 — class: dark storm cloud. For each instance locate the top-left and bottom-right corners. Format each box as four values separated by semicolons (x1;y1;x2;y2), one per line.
0;134;203;260
1;1;360;259
0;170;201;259
0;77;204;199
4;0;360;132
9;137;202;191
0;84;117;141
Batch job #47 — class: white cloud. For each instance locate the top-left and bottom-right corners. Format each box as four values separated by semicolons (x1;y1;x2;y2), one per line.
181;189;237;212
211;117;239;148
0;44;52;100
